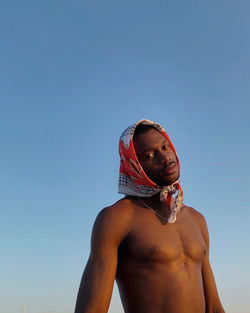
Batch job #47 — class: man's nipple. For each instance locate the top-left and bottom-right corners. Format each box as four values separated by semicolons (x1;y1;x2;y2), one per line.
148;245;161;255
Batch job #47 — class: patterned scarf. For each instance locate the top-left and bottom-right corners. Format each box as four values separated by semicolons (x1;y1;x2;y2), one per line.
118;119;184;223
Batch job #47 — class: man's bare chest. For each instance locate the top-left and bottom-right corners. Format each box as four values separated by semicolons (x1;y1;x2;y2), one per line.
120;207;206;264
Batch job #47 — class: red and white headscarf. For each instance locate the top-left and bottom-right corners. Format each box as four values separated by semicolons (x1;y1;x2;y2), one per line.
118;119;184;223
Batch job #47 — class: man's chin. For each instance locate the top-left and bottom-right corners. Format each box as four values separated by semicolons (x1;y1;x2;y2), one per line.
157;174;180;187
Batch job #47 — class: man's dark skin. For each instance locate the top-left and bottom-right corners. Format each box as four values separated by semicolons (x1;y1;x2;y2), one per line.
74;127;225;313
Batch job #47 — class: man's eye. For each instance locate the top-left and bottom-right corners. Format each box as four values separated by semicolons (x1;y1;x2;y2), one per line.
144;153;154;160
162;144;169;150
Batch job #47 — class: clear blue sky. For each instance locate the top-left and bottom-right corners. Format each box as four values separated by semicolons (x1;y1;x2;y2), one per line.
1;1;249;313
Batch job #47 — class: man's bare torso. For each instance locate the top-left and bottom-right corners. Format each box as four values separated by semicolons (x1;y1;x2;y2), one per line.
74;123;225;313
115;197;206;313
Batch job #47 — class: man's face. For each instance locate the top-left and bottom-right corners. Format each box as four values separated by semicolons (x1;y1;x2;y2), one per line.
133;128;179;186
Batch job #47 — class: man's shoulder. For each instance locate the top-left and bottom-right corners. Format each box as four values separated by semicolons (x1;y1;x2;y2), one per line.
93;197;136;235
99;197;136;218
184;205;205;218
89;198;136;252
183;205;208;228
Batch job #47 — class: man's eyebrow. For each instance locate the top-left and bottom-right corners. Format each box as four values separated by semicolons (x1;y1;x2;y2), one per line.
140;140;169;154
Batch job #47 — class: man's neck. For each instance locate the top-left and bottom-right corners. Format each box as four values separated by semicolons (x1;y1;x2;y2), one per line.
140;193;175;215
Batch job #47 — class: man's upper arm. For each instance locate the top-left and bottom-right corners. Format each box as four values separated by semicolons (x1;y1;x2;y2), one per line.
196;212;225;313
75;202;132;313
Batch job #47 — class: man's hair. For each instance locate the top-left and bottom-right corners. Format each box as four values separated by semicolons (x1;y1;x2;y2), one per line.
133;124;156;140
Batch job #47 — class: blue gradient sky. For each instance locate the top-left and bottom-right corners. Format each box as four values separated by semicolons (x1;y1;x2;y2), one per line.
1;1;250;313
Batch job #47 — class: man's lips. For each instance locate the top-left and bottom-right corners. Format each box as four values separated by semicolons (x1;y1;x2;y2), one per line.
161;162;177;175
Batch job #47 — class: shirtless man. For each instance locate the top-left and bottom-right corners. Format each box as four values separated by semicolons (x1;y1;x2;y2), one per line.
74;119;225;313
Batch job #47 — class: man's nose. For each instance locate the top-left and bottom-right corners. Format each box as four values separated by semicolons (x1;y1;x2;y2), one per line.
158;151;171;164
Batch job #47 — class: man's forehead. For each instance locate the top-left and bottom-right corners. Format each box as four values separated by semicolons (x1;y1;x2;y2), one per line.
133;128;169;153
